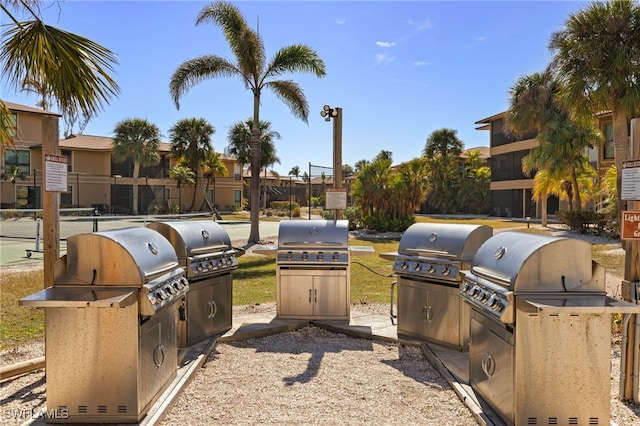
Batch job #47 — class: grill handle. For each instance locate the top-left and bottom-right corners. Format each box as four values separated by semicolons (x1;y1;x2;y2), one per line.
404;248;456;259
144;262;180;280
191;245;230;255
471;266;512;287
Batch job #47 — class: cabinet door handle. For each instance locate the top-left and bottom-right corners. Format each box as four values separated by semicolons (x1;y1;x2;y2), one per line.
314;289;317;302
309;289;312;303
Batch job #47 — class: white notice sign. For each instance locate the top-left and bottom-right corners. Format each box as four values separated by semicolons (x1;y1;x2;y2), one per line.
325;189;347;210
45;154;68;192
622;159;640;201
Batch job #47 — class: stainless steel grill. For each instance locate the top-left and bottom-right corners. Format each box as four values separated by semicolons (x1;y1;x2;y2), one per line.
381;223;492;350
148;220;242;347
20;227;187;423
273;220;351;320
461;231;640;426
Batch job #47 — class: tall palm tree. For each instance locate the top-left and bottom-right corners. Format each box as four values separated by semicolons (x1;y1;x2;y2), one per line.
1;1;120;149
169;1;326;243
549;0;640;214
111;118;161;215
169;164;196;213
169;117;215;211
201;151;228;211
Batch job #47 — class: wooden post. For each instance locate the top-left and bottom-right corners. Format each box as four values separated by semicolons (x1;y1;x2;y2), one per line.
42;115;60;287
623;118;640;400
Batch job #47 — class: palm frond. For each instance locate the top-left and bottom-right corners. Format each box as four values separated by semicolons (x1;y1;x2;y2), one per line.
264;79;309;122
169;55;241;108
1;19;120;117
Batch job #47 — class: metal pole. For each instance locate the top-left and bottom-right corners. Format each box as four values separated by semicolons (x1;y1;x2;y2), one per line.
308;162;311;220
334;107;343;220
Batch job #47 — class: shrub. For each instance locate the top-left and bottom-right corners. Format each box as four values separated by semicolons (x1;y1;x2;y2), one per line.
556;210;608;235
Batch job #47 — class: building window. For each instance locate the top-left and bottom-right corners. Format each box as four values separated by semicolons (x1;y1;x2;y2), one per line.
7;113;17;137
602;122;614;160
61;149;72;172
234;189;242;206
61;186;73;207
4;149;30;175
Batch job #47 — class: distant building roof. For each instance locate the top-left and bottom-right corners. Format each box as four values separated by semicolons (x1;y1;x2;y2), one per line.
3;100;61;117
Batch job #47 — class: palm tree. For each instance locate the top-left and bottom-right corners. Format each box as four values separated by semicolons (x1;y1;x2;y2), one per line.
226;118;281;214
423;128;464;214
1;2;120;149
169;164;196;213
169;1;326;243
201;151;228;211
549;0;640;214
1;164;27;207
111;118;161;215
288;166;300;180
169;117;215;211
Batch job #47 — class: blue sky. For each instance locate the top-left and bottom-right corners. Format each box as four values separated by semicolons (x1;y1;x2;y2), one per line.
2;0;589;176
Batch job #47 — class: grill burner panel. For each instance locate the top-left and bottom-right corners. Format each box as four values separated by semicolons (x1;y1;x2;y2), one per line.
393;257;459;282
277;250;349;265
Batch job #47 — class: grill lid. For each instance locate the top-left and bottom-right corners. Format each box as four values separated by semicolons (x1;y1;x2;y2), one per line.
396;223;493;262
277;220;348;248
61;227;180;286
147;220;232;257
470;231;601;293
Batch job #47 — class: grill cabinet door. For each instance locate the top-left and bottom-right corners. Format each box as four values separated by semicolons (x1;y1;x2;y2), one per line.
469;309;514;424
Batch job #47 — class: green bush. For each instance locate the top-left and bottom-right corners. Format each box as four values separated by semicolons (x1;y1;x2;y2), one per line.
556;210;608;234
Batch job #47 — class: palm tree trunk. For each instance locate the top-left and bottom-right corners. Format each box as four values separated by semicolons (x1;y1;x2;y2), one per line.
613;108;630;222
541;194;548;227
132;161;140;215
571;168;582;212
248;95;261;243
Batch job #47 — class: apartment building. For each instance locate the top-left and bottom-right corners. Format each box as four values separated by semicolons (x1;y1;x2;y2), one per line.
475;111;616;219
1;101;244;214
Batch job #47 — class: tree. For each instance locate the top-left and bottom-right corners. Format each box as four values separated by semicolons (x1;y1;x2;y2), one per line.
1;164;27;207
423;128;464;214
169;164;196;213
226;118;281;215
288;165;301;180
505;71;601;220
201;151;228;210
1;1;120;149
169;117;215;211
549;0;640;216
111;118;161;215
169;1;326;244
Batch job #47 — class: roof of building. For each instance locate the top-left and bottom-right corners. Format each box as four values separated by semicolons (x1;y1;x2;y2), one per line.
3;100;61;117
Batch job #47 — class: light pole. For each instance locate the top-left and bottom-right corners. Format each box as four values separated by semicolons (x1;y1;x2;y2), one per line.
320;104;343;219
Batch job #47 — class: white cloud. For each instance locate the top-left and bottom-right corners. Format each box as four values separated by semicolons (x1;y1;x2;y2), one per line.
375;53;395;65
336;17;346;24
413;61;431;66
376;41;396;48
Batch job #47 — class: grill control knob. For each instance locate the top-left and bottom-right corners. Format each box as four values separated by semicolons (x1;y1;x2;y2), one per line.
401;262;408;270
197;263;205;272
492;299;503;311
332;252;341;261
426;264;435;273
208;260;215;270
286;252;293;260
469;286;479;297
413;263;422;271
301;252;309;260
442;267;450;276
480;292;489;303
156;291;164;300
317;252;324;261
461;282;471;293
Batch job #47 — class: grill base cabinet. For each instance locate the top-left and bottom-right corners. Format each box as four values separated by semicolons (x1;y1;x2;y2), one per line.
180;274;232;347
44;301;178;424
397;276;469;351
470;302;611;426
276;267;350;320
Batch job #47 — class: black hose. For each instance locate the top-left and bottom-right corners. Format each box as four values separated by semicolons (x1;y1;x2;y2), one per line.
350;261;394;278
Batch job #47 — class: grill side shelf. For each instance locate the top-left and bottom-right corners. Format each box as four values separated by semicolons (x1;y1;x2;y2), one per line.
19;287;138;308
